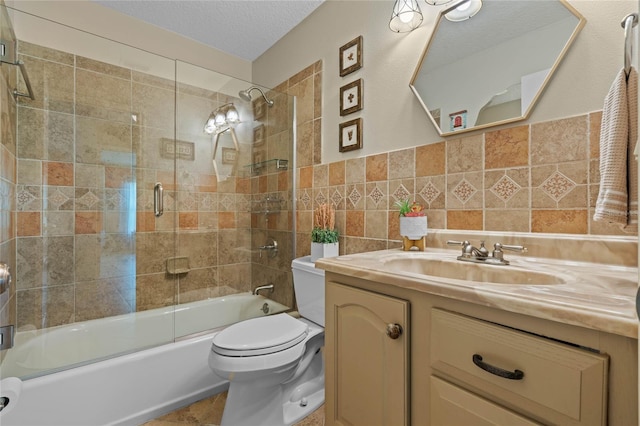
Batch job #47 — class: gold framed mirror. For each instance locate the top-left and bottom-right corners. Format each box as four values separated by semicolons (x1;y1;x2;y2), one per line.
410;0;586;136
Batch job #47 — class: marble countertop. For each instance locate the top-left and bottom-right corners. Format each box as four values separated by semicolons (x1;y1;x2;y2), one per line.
315;248;639;339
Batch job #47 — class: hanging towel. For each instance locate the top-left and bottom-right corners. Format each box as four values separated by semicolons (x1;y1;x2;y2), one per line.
594;67;638;233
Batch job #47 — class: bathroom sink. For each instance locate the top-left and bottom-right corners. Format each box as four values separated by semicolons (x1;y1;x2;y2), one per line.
381;257;566;285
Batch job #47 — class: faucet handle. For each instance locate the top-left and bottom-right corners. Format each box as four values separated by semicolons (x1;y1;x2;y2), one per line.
446;240;468;246
494;242;527;253
492;242;527;262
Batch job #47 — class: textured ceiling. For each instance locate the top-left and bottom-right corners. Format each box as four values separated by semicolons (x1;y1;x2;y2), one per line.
93;0;324;61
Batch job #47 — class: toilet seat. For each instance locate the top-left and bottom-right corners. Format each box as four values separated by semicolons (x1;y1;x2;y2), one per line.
212;313;309;357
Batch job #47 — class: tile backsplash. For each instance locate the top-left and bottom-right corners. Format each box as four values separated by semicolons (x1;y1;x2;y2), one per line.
293;67;634;258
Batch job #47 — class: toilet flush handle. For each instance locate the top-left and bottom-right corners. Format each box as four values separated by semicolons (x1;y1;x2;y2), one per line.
386;323;403;340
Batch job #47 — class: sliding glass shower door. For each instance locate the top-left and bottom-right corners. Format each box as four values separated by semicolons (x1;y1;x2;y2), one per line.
0;6;178;379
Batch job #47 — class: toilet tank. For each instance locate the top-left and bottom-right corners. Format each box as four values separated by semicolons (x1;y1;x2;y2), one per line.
291;256;325;326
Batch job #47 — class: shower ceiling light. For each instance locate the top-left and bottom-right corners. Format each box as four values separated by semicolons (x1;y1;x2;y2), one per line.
444;0;482;22
390;0;423;32
204;103;240;135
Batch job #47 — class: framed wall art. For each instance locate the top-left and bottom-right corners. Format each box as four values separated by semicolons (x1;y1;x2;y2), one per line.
339;36;363;77
253;99;266;120
340;79;363;116
253;124;265;146
339;118;362;152
221;147;237;165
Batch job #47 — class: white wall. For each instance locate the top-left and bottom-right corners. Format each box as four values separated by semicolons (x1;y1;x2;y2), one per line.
6;0;252;82
253;0;638;165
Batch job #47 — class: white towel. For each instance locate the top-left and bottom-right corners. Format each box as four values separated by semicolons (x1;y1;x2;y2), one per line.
594;67;638;233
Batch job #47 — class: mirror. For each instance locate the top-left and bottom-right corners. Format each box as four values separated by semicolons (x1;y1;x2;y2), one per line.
410;0;586;136
212;128;239;182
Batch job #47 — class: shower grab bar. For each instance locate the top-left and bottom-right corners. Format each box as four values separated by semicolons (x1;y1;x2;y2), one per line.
622;13;638;78
154;182;164;217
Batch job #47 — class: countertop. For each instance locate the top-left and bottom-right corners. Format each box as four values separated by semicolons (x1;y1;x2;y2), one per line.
315;248;639;339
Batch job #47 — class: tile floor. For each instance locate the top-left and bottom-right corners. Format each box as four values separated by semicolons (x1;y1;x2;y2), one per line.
142;392;324;426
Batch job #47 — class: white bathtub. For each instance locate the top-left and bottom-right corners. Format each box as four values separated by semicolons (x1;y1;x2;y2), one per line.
0;293;289;426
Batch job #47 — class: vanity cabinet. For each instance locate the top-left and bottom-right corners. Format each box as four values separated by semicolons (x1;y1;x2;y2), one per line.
323;272;637;426
430;309;608;426
325;281;409;426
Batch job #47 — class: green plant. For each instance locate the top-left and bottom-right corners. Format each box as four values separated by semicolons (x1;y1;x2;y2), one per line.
311;227;339;244
395;199;425;217
312;203;339;243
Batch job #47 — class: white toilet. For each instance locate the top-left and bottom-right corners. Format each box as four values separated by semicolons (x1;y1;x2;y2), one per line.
208;256;325;426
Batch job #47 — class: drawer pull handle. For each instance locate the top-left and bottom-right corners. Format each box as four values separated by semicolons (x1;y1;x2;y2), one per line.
386;323;403;339
472;354;524;380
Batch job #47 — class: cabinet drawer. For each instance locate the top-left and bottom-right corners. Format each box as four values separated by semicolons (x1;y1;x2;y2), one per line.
430;376;541;426
431;309;608;426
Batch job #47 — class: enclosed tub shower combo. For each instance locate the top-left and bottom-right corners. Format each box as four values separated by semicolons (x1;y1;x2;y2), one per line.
0;4;304;425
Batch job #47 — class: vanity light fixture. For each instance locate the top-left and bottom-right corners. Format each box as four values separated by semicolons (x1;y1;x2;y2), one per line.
444;0;482;22
204;103;240;135
389;0;423;33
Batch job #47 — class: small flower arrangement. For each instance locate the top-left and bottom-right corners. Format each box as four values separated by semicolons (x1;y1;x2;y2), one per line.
395;199;426;217
312;203;339;244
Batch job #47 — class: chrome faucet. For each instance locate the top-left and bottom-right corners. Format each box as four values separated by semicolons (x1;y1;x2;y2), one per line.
447;240;526;266
253;283;274;296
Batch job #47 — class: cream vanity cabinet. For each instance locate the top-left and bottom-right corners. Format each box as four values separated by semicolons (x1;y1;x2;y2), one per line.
323;273;638;426
325;281;409;426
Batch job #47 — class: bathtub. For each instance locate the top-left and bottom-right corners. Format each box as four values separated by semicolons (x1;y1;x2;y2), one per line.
0;293;289;426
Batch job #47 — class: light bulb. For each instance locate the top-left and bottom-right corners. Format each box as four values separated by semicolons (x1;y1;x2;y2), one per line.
214;111;226;127
226;105;239;124
204;117;216;134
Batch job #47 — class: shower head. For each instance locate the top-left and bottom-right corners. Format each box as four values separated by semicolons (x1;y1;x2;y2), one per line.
238;87;274;107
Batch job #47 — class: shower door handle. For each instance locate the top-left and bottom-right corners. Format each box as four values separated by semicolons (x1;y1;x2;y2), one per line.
154;182;164;217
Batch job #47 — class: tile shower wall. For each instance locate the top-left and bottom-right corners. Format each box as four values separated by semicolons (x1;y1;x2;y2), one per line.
0;19;18;341
249;61;321;308
10;41;297;330
294;63;623;257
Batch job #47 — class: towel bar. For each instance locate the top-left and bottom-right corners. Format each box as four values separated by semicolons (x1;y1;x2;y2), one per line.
621;12;638;78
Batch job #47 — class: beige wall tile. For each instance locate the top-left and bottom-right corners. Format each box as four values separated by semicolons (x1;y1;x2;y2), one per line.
42;161;74;186
366;153;388;182
416;175;445;210
531;115;588;165
531;209;588;234
345;210;364;237
328;160;345;186
484;168;529;209
447;135;483;173
389;148;415;180
365;210;388;239
17;212;40;236
485;125;529;169
365;181;388;211
485;210;530;232
345;157;365;184
447;210;483;230
415;142;445;177
589;111;602;160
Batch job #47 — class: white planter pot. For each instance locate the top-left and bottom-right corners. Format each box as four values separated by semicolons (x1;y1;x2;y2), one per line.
310;242;339;263
399;216;428;240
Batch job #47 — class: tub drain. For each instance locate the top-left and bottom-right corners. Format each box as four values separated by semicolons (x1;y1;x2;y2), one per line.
0;396;9;412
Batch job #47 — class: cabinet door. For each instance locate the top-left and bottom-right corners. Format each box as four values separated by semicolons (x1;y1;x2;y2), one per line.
430;376;541;426
325;281;409;426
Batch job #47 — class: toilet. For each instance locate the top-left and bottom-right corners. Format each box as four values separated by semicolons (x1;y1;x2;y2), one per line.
208;256;325;426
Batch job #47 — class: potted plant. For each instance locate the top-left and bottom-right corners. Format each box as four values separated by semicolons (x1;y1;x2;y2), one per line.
395;199;428;250
311;203;339;262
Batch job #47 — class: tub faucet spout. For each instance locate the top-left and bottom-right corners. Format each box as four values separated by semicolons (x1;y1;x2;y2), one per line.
253;283;274;296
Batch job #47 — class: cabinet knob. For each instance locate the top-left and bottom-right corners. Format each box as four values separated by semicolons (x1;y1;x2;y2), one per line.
386;323;403;339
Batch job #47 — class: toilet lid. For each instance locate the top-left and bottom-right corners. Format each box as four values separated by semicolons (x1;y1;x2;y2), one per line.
212;313;309;357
